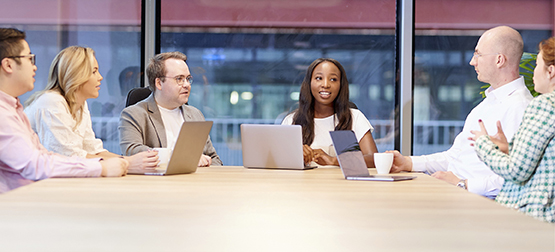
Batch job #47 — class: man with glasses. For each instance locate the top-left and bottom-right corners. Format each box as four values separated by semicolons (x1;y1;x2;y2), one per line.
388;26;533;198
0;28;129;193
119;52;222;166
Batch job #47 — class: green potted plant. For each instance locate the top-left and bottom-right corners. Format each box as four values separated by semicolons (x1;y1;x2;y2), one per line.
480;52;538;97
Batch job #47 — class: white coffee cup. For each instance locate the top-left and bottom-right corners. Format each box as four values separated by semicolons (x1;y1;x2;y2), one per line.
374;153;393;174
153;148;171;170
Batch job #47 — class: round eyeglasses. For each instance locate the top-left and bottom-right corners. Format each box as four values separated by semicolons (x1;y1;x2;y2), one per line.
163;75;193;86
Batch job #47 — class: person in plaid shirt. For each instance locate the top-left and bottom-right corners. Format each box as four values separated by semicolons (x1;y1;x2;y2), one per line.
471;37;555;223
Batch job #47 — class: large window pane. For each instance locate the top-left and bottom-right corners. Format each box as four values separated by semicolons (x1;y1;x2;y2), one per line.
413;0;553;155
1;0;142;154
162;1;396;165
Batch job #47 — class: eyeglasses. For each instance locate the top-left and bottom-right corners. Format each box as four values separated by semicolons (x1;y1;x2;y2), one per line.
163;75;193;86
473;52;499;58
7;54;35;65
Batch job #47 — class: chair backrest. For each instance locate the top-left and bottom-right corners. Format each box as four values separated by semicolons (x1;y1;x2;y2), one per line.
125;87;152;107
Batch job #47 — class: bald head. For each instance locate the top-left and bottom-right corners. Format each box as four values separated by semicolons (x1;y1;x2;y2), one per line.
471;26;523;87
481;26;523;67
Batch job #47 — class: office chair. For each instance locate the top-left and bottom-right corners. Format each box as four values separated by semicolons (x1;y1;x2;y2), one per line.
125;87;152;107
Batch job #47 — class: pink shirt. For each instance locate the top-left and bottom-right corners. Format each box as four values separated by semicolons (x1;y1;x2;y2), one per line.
0;90;102;193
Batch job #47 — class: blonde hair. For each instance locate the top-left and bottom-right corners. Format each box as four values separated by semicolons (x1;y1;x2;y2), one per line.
26;46;96;128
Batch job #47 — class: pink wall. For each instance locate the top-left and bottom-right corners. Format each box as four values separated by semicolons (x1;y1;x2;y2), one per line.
0;0;141;25
0;0;552;32
415;0;553;30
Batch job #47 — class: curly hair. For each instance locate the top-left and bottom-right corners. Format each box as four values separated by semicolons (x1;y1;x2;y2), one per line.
292;58;352;146
539;37;555;67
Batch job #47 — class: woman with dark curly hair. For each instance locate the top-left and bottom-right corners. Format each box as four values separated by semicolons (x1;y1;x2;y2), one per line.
282;58;378;167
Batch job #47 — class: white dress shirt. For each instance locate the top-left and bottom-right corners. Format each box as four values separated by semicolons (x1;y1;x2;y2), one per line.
411;76;533;197
24;91;106;158
0;90;101;193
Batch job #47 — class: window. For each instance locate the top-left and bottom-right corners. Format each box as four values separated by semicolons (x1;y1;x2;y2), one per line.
161;1;397;165
413;0;552;155
2;0;142;154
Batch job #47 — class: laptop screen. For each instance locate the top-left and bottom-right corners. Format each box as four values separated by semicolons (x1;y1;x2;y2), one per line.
329;130;369;178
241;124;307;169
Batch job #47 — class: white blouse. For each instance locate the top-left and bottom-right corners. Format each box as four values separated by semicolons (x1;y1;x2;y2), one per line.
24;91;105;158
282;108;374;156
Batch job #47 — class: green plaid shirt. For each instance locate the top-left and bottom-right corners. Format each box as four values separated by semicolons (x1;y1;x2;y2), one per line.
475;91;555;223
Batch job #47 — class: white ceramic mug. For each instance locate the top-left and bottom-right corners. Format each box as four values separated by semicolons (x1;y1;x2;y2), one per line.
153;148;171;170
374;152;393;174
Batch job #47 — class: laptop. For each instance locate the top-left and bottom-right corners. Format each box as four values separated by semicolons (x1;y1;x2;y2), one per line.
241;124;317;170
330;130;416;181
129;121;213;175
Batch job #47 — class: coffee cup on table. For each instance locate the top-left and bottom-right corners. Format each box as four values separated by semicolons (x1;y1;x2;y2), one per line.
373;152;393;174
153;148;171;170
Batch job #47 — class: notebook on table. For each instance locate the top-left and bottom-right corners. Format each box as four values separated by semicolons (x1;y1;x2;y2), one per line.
128;121;213;176
241;124;317;170
330;130;416;181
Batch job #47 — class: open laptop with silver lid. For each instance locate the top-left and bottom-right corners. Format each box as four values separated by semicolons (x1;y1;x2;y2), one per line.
241;124;316;170
330;130;415;181
129;121;213;175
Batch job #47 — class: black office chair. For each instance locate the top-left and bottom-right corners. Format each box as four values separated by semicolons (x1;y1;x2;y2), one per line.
349;101;358;109
125;87;152;107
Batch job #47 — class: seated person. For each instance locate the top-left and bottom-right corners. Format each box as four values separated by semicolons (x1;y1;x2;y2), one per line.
387;26;533;198
0;28;127;193
119;52;222;167
471;37;555;223
24;46;158;172
281;58;378;167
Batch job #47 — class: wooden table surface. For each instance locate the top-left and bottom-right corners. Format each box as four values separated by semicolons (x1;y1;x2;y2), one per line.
0;166;553;251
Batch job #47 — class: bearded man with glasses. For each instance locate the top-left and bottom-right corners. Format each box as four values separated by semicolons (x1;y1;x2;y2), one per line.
119;51;222;167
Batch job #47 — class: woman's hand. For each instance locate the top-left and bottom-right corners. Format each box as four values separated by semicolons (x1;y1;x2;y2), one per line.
302;145;314;165
313;149;339;166
469;119;488;142
469;120;509;154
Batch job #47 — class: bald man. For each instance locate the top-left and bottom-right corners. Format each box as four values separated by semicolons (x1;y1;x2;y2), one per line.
388;26;533;198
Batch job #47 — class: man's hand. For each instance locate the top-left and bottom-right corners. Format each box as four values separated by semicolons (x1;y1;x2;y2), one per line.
431;171;460;185
100;158;129;177
198;154;212;167
125;150;159;173
386;150;412;173
313;148;338;166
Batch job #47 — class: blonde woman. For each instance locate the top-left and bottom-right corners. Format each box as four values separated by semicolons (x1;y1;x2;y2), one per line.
25;46;158;171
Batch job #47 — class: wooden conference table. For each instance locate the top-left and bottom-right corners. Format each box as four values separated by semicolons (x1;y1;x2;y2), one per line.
0;166;553;251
